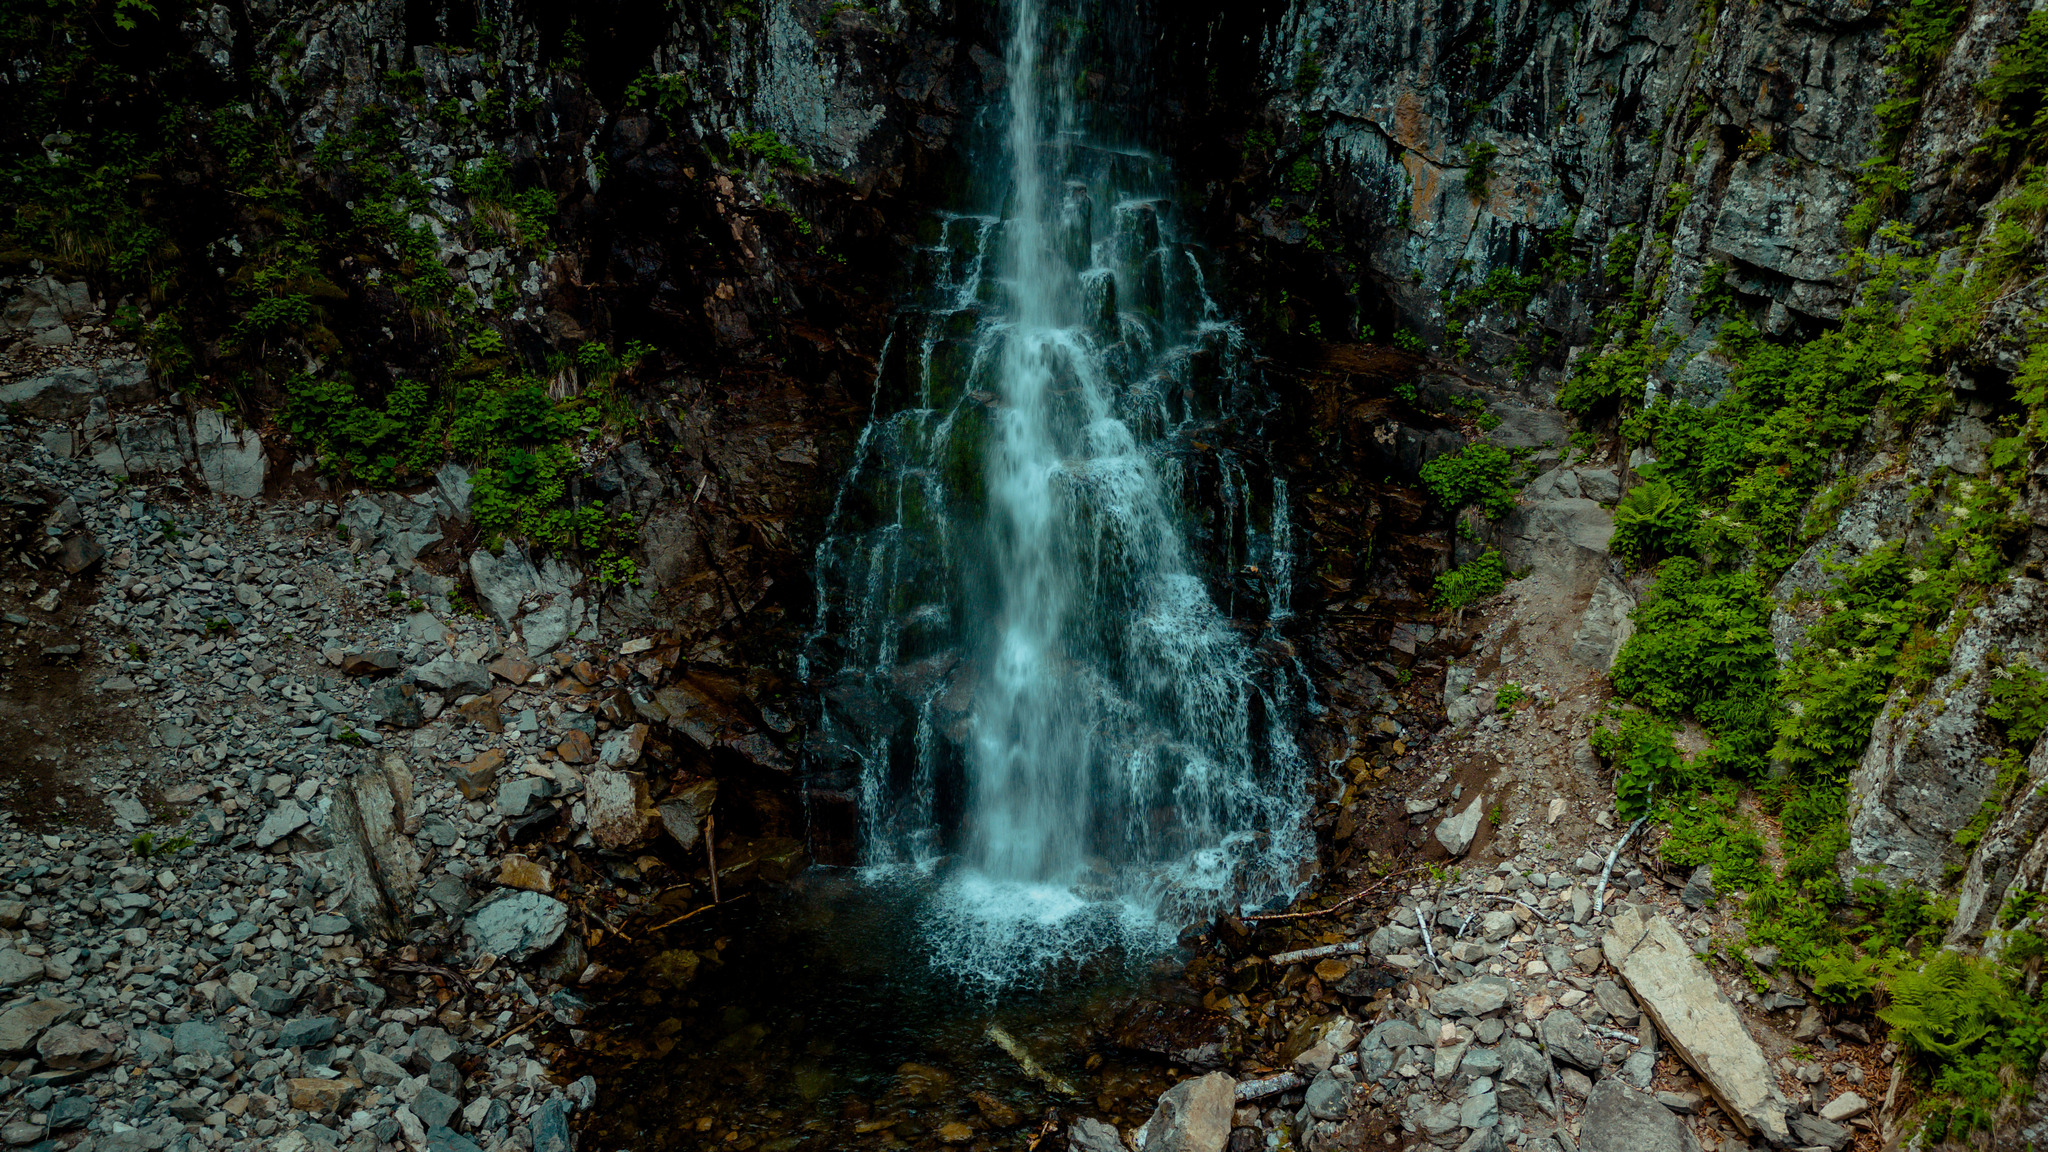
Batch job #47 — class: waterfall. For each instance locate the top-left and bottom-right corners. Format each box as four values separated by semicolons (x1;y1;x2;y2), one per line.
803;0;1308;987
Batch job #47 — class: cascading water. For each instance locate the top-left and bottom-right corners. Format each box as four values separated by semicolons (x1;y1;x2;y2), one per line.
802;0;1308;987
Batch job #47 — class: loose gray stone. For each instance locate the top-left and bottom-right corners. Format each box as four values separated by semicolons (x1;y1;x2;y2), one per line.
1433;975;1513;1017
279;1016;339;1048
461;890;569;961
254;800;311;848
0;950;44;986
1580;1080;1700;1152
412;1086;460;1129
171;1020;230;1058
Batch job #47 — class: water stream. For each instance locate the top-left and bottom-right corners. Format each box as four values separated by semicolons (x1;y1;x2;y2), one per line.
803;0;1309;988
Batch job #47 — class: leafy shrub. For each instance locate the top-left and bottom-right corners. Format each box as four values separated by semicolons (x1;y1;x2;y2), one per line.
1462;141;1498;200
1420;442;1517;519
1609;559;1778;776
729;129;812;171
1879;949;2048;1141
1591;710;1690;820
1985;657;2048;747
1610;479;1697;563
1976;7;2048;168
1434;551;1505;610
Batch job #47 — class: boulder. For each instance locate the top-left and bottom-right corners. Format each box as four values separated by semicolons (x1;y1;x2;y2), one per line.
1109;1000;1240;1070
1435;795;1485;856
657;780;719;850
192;408;266;498
1579;1079;1700;1152
470;545;542;628
1603;908;1788;1142
0;367;100;420
1133;1072;1235;1152
521;598;573;655
1569;574;1636;670
36;1022;116;1071
585;769;659;850
1539;1008;1605;1071
414;656;492;697
0;999;77;1053
1068;1117;1126;1152
0;950;44;986
320;754;421;937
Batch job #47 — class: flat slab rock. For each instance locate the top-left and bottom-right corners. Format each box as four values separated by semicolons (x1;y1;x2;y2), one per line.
1602;908;1788;1142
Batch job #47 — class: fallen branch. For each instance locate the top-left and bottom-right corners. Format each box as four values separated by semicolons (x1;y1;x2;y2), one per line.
1483;894;1550;922
1592;815;1648;920
706;813;721;904
1418;912;1444;978
384;959;478;1000
1268;941;1366;966
645;892;752;934
1587;1026;1638;1044
581;902;634;943
1234;1051;1360;1101
487;1012;545;1049
987;1025;1078;1096
1240;867;1422;924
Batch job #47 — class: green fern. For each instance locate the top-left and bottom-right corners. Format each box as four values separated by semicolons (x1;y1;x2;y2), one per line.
1877;951;2007;1060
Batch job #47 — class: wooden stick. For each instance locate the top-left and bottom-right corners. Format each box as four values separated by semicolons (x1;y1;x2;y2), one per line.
1419;911;1444;978
1593;815;1648;920
487;1012;544;1049
1240;867;1422;923
1485;894;1551;922
644;892;751;934
1269;941;1366;966
1234;1051;1359;1101
705;813;720;904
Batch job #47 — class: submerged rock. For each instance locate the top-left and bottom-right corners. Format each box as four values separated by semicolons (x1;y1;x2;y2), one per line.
1109;999;1241;1070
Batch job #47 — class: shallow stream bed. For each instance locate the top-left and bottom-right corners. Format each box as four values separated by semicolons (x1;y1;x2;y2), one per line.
568;871;1198;1152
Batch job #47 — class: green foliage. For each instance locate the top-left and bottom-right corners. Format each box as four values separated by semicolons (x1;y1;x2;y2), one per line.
1690;261;1736;321
1293;50;1323;96
1591;711;1691;821
1287;157;1319;193
1809;948;1885;1005
1449;266;1543;316
1978;9;2048;168
456;153;555;250
1609;559;1778;776
623;70;692;124
1494;682;1530;712
1434;551;1505;610
1420;443;1517;519
1609;479;1697;563
1462;141;1498;200
130;831;193;858
1393;328;1427;353
729;129;812;172
1879;949;2048;1142
1985;655;2048;748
